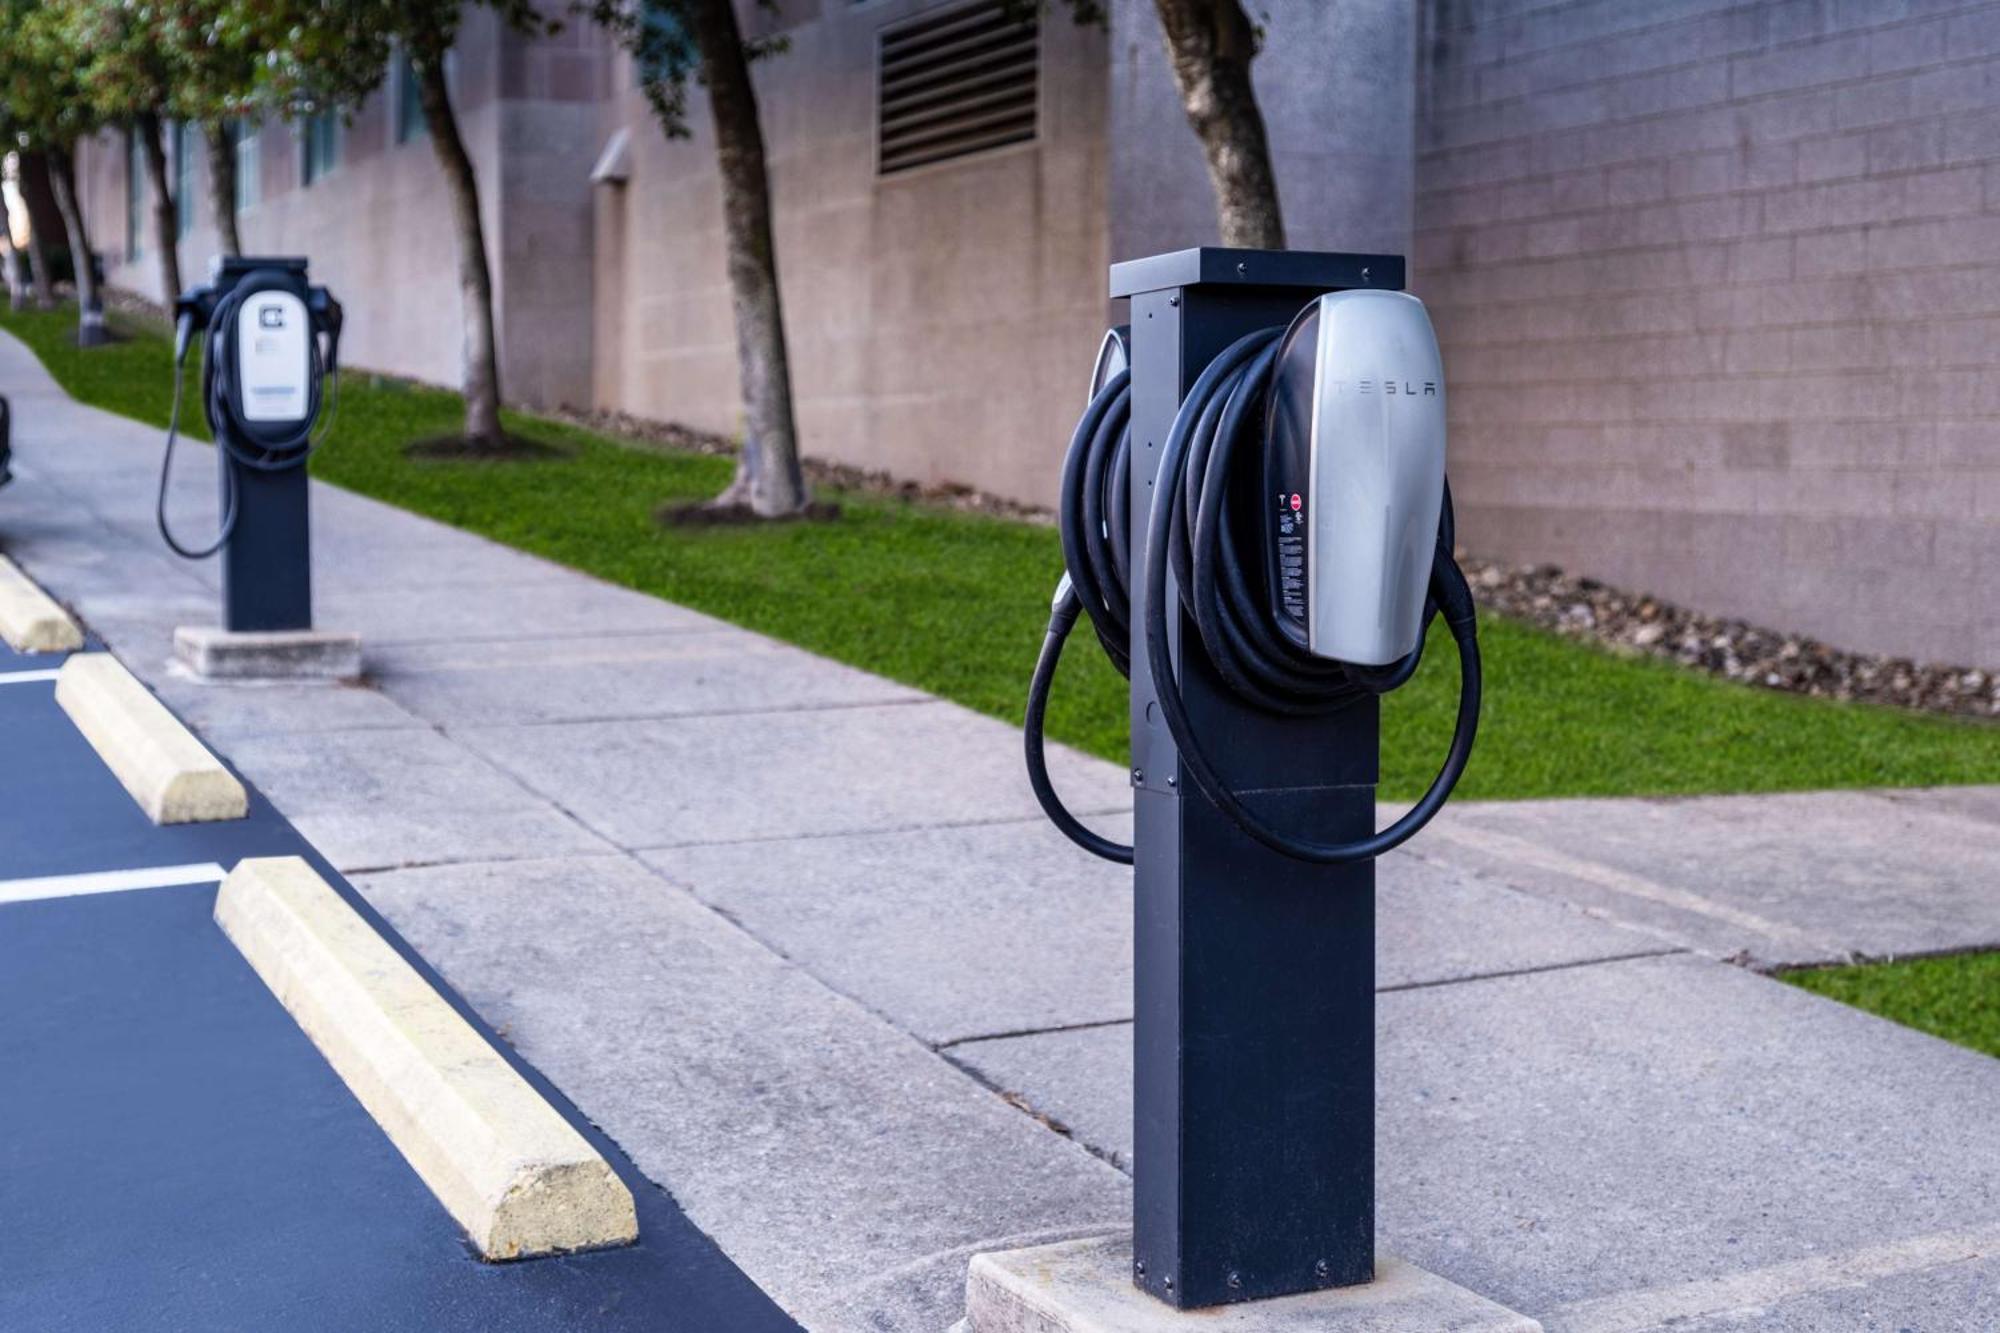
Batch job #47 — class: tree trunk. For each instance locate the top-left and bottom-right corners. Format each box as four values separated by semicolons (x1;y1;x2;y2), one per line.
137;114;184;307
19;153;56;307
415;57;503;445
689;0;808;517
0;182;24;311
1152;0;1285;249
45;145;108;346
205;120;242;257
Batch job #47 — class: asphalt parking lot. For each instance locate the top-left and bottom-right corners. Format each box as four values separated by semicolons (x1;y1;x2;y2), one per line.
0;639;797;1332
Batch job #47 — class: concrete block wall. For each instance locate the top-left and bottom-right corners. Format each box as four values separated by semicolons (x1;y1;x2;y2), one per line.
1417;0;2000;666
54;0;1996;666
77;6;602;413
591;0;1111;508
1108;0;1417;262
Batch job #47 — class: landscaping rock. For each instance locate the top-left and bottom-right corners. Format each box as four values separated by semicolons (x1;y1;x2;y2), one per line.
1460;556;2000;720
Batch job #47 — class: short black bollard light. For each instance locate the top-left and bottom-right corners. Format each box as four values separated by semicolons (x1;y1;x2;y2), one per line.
1024;248;1483;1310
157;256;358;680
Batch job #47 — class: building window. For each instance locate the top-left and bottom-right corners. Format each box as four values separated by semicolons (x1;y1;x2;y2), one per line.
126;131;144;261
301;111;340;186
173;121;195;240
395;53;429;144
234;119;261;213
876;0;1038;176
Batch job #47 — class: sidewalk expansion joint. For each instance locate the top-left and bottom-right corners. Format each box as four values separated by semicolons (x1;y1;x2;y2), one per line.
937;1044;1127;1173
341;850;632;877
939;1016;1136;1051
1549;1219;2000;1332
630;806;1136;854
367;624;728;649
1376;947;1690;995
442;694;936;730
1418;821;1852;958
415;722;625;857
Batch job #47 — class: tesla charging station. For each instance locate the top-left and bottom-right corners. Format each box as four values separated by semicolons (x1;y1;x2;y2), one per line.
1023;248;1485;1315
158;256;357;678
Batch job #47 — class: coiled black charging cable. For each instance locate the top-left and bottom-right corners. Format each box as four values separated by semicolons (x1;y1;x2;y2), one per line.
157;285;339;560
1025;327;1484;866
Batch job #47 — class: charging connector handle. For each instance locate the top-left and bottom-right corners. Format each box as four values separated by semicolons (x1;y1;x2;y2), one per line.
1025;574;1134;865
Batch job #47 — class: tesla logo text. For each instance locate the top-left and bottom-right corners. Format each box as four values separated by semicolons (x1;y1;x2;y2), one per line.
1345;379;1437;396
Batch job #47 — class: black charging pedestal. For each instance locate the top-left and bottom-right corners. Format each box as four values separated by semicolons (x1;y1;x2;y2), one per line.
220;452;312;632
168;255;357;681
1115;247;1405;1310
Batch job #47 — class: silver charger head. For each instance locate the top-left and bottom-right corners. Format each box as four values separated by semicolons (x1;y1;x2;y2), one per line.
1265;289;1447;666
1089;325;1130;403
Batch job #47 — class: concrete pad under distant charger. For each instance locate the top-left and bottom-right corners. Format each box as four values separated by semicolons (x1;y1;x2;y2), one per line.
214;857;638;1260
175;625;362;682
962;1234;1540;1333
54;652;247;824
0;554;82;653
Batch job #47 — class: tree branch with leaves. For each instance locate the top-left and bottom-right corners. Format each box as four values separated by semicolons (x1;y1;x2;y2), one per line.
153;1;266;259
256;0;554;449
48;0;190;306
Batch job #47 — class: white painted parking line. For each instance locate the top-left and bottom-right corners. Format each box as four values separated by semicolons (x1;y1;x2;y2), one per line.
0;668;63;684
0;861;229;907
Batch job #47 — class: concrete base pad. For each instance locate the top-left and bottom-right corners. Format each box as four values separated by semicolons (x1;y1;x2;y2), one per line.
962;1234;1540;1333
175;626;362;682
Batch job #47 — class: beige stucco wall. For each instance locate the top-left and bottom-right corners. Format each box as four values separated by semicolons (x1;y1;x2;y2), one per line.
1416;0;2000;666
78;7;603;411
592;0;1110;507
65;0;1993;668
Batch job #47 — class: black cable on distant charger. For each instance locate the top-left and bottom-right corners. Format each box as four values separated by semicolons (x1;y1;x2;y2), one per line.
157;279;340;560
1025;326;1483;867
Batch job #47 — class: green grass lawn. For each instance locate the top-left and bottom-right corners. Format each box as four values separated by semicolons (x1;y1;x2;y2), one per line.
4;302;1997;800
1786;951;2000;1060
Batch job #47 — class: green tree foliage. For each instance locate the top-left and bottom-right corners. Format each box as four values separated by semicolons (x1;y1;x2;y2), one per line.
253;0;550;94
0;2;92;146
51;0;190;300
148;4;265;255
0;1;110;340
251;0;555;446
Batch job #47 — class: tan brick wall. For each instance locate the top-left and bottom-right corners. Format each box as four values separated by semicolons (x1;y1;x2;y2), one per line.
79;7;604;411
592;0;1111;508
1417;0;2000;666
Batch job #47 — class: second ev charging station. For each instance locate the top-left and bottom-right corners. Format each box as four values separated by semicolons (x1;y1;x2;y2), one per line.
1025;248;1482;1310
158;256;357;678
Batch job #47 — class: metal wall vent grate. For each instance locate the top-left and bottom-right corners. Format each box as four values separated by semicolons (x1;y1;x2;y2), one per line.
877;2;1039;175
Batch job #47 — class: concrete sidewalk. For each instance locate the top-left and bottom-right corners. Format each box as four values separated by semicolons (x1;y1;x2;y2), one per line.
5;327;2000;1331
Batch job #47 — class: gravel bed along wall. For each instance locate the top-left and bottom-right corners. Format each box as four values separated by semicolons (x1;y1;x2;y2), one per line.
1463;558;1998;721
